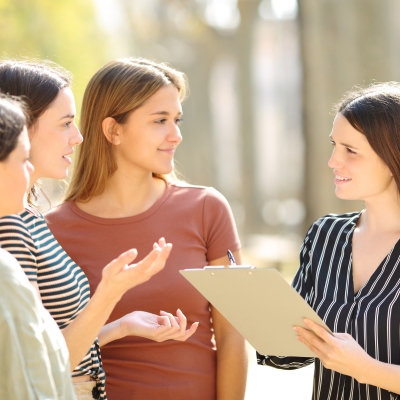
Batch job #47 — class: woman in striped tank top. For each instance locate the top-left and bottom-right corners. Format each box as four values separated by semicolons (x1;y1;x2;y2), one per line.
258;83;400;399
0;60;197;400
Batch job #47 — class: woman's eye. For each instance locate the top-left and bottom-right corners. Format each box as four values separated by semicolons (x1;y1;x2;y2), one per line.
155;118;166;124
175;118;183;125
346;147;356;154
329;140;335;146
63;121;72;128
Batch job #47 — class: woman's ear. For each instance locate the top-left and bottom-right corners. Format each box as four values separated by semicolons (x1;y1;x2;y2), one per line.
102;117;121;145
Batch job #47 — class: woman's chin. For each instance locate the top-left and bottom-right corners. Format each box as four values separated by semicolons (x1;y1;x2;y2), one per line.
154;166;174;175
46;169;69;181
4;202;25;216
334;188;358;201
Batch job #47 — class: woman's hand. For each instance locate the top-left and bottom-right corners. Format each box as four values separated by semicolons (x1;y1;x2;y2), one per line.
294;319;372;381
118;309;199;342
99;238;172;302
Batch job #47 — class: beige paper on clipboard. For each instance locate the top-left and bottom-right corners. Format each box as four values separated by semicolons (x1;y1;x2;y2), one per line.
180;267;332;357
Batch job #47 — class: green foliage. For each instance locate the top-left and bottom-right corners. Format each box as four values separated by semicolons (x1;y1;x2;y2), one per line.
0;0;107;109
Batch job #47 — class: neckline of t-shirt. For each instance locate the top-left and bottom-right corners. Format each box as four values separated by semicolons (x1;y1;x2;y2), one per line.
68;182;175;225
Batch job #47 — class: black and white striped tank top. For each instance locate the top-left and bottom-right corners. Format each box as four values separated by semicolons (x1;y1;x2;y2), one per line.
0;208;106;399
258;212;400;400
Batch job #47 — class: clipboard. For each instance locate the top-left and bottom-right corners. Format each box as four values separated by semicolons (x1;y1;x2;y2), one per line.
180;267;331;357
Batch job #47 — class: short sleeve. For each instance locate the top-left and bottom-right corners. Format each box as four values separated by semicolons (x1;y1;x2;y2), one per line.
0;214;38;281
292;225;315;304
256;223;316;369
202;188;241;262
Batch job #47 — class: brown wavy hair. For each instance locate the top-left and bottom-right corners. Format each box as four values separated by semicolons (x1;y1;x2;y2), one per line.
335;82;400;192
65;58;188;203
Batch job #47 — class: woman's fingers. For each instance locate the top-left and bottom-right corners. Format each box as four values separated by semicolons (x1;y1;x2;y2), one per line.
175;308;188;334
149;243;172;273
303;319;335;344
296;333;325;360
160;310;180;329
128;243;172;278
157;315;172;328
294;325;330;355
153;237;166;250
103;248;138;277
180;321;199;341
155;310;199;342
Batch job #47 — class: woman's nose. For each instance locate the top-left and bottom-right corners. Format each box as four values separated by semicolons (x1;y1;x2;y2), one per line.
70;123;83;146
169;125;182;145
328;148;340;169
27;160;34;175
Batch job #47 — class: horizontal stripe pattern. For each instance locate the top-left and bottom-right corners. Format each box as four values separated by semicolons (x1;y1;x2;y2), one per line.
0;210;106;399
257;212;400;400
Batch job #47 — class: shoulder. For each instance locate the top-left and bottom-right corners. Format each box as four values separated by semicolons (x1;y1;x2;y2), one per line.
170;182;229;204
0;209;44;226
311;211;360;229
0;249;41;323
0;211;35;239
0;249;29;285
305;211;360;242
0;248;19;268
0;212;26;227
45;202;72;223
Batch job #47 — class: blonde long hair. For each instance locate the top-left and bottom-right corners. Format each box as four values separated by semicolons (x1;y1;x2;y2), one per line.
65;58;188;203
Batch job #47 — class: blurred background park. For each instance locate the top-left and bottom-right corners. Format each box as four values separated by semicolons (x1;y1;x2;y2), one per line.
2;0;400;398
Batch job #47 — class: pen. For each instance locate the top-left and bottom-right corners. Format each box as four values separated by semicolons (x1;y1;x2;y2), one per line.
227;249;236;266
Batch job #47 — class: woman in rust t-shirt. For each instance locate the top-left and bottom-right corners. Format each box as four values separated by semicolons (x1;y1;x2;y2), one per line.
47;58;248;400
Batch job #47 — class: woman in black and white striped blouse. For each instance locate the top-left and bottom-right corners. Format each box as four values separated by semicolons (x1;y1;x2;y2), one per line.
258;83;400;400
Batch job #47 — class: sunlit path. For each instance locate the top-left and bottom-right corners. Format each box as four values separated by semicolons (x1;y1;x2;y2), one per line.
245;343;314;400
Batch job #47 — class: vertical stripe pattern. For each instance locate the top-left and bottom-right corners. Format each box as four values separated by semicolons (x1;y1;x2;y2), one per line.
0;210;106;399
257;212;400;400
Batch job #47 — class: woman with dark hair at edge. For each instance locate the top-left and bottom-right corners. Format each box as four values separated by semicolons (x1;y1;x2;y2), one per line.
258;83;400;400
0;94;75;399
0;60;198;400
46;58;248;400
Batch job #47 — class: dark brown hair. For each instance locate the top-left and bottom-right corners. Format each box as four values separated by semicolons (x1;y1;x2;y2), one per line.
336;83;400;192
0;94;28;161
0;60;71;128
0;60;72;203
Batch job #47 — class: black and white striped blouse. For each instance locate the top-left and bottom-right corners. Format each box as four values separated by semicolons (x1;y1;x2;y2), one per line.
257;212;400;400
0;208;106;399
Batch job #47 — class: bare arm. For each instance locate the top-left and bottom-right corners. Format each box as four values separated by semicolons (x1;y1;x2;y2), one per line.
61;240;172;370
97;309;199;347
29;238;197;368
209;250;248;400
295;319;400;394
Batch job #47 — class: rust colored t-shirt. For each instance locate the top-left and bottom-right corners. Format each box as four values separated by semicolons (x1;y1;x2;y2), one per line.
46;183;241;400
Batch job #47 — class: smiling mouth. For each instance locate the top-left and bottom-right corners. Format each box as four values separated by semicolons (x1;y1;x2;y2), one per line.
335;175;351;182
62;155;72;162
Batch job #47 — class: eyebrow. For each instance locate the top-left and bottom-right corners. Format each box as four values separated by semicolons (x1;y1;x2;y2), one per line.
58;114;75;120
150;111;182;116
329;135;359;150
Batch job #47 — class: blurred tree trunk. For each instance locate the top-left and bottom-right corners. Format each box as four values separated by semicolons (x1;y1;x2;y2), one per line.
118;0;219;187
235;0;262;236
177;42;218;187
298;0;400;227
